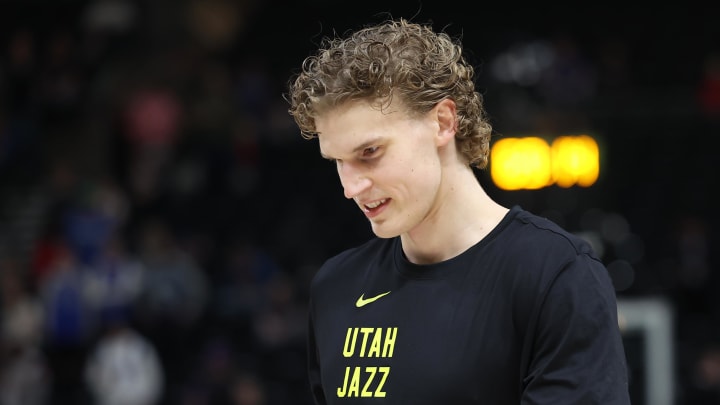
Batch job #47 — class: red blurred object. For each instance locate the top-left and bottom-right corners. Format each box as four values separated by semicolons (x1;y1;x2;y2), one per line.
123;89;181;147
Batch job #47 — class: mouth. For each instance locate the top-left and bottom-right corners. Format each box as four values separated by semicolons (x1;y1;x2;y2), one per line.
360;198;389;216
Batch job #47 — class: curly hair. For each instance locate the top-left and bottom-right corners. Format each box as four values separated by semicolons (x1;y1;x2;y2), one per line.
286;18;493;169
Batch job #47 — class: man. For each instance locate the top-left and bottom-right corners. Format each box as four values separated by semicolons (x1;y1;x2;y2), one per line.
286;17;631;404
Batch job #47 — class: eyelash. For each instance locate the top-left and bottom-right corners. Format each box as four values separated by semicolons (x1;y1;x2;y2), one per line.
325;146;380;164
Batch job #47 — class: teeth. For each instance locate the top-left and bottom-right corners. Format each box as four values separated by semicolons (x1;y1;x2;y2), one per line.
365;199;386;209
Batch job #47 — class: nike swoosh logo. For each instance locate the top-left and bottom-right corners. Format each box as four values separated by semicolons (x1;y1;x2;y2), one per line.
355;291;391;307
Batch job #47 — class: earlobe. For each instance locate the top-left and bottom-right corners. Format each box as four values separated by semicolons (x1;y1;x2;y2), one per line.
435;98;457;147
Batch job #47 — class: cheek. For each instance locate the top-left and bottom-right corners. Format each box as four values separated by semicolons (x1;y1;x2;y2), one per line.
381;136;442;193
409;146;442;179
394;155;442;196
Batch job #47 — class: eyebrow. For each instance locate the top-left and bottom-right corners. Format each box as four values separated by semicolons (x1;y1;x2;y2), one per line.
320;136;384;160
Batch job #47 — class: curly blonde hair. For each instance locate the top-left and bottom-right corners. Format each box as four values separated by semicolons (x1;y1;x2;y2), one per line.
287;18;493;169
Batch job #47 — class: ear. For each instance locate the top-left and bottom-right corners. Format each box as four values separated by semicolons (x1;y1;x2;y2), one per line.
434;98;457;147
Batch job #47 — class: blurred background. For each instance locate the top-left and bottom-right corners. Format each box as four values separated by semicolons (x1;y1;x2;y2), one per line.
0;1;718;404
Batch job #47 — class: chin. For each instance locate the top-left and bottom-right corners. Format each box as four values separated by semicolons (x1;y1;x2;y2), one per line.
370;223;402;239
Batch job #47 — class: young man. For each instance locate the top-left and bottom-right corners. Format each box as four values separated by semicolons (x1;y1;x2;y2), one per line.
286;18;631;404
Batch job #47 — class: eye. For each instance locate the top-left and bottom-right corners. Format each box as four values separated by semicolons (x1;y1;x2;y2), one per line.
362;146;379;158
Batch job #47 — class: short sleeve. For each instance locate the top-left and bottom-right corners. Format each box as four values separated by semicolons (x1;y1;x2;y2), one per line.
521;254;631;404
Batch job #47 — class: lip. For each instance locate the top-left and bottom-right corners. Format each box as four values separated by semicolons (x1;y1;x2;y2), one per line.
361;198;390;219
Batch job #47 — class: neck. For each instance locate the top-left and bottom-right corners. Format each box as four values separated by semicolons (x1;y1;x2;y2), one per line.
400;165;508;264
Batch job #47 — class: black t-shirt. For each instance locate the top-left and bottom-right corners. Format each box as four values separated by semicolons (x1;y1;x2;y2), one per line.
307;206;631;404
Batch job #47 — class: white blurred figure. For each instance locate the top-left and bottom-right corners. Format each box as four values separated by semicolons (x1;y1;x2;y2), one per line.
0;346;51;405
84;317;164;405
0;263;51;405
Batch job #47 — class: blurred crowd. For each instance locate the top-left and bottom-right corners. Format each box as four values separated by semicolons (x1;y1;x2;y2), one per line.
0;1;719;404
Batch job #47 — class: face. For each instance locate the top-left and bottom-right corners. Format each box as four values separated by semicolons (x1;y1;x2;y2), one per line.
315;99;451;238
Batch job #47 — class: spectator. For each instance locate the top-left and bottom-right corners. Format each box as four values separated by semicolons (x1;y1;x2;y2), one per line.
0;260;51;405
84;317;164;405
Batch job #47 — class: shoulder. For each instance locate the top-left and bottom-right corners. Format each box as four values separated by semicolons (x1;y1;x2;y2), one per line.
496;209;619;344
324;237;391;265
486;206;609;299
310;237;394;288
501;206;600;263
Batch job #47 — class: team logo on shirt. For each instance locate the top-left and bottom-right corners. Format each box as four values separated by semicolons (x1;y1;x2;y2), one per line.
355;291;391;307
337;327;397;398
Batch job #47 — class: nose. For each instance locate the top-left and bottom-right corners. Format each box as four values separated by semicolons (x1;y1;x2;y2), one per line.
338;162;371;199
